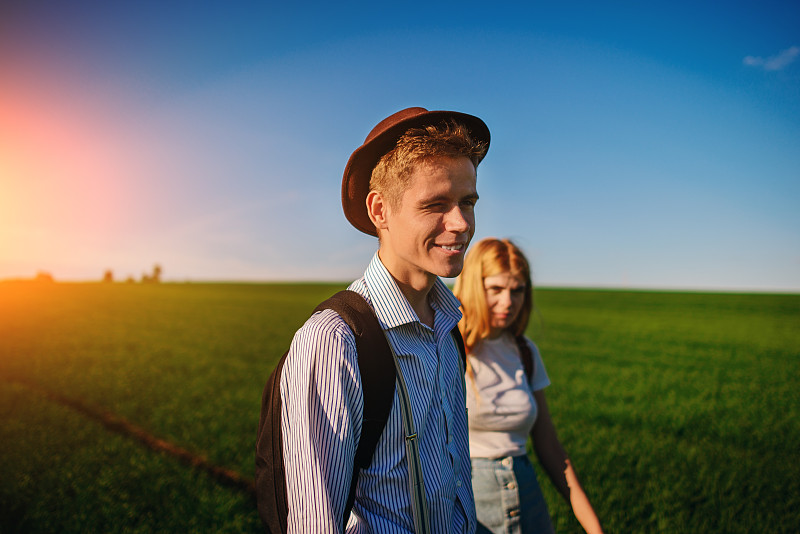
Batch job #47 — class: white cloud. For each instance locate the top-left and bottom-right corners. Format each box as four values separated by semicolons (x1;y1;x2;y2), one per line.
743;45;799;71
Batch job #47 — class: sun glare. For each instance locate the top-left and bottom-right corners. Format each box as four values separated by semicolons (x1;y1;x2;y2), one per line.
1;63;132;281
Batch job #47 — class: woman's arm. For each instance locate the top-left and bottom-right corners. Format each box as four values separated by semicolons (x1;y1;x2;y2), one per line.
530;390;604;534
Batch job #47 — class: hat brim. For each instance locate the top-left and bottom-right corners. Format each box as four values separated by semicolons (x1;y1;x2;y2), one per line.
342;109;490;236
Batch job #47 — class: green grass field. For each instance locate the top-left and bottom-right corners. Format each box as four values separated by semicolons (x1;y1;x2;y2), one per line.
1;281;798;533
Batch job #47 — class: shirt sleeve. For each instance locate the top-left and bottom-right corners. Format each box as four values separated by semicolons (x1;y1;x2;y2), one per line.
526;338;551;392
281;308;364;533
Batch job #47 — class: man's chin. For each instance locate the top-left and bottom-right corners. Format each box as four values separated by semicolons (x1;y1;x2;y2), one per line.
437;261;465;279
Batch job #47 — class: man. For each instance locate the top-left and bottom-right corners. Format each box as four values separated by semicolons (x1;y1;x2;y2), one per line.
281;107;490;532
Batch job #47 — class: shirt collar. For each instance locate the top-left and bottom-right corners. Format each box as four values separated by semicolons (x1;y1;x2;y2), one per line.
364;252;463;332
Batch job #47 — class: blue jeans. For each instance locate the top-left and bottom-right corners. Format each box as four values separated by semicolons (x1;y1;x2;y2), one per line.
471;455;555;534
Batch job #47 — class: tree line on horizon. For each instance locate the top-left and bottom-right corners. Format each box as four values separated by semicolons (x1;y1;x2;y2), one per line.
19;264;164;284
104;264;162;284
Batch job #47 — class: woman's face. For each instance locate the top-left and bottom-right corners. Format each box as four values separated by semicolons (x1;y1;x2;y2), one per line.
483;271;526;338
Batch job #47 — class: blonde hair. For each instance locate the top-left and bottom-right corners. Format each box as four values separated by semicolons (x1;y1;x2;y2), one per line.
453;238;533;391
369;119;488;209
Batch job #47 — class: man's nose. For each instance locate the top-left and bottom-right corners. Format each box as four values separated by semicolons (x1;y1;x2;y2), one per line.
444;206;471;233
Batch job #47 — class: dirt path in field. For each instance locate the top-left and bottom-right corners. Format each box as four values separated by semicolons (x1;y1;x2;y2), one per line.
5;376;256;499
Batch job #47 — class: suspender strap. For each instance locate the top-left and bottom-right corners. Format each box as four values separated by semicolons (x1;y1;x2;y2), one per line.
383;331;432;534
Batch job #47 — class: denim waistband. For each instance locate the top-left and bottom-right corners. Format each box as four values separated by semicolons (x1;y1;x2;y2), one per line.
471;454;530;470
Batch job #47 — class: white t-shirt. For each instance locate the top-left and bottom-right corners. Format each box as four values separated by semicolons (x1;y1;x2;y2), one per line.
466;332;550;459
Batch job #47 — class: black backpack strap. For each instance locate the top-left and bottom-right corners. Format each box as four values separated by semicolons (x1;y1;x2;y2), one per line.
515;335;534;384
450;326;467;369
450;326;468;418
313;290;395;531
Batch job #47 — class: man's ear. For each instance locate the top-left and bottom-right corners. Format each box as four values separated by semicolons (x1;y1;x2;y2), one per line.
366;190;390;231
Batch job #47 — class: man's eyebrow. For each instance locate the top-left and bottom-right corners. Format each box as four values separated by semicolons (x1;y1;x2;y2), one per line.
417;191;479;204
454;192;479;203
417;193;452;203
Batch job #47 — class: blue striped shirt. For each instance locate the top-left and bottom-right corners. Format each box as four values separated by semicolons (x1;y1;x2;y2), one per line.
281;252;476;533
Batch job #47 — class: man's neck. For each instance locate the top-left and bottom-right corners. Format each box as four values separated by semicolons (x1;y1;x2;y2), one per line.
377;251;436;328
395;277;435;328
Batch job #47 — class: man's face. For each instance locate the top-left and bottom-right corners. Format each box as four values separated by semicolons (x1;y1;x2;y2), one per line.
378;156;478;287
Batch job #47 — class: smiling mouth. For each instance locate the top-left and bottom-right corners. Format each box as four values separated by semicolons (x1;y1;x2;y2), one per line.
438;244;464;252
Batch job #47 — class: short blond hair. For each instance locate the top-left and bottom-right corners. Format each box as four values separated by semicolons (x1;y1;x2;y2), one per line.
453;238;533;354
369;119;488;209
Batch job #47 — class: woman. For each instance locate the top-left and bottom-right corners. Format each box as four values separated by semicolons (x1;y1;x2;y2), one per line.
454;238;603;534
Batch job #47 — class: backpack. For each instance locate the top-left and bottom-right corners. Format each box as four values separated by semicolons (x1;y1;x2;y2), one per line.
514;335;535;384
255;290;466;533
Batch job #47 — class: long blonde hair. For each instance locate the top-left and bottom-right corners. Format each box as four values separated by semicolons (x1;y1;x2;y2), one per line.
453;238;533;389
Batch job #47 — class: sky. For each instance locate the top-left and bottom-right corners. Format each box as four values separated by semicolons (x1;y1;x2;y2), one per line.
1;0;798;291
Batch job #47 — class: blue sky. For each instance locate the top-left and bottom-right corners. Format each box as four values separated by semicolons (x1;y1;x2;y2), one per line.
1;1;798;291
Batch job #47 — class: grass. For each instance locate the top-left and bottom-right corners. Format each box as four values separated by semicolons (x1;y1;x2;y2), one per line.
527;289;800;533
1;281;798;532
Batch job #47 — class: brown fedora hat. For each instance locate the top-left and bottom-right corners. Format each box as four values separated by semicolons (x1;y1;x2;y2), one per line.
341;107;490;236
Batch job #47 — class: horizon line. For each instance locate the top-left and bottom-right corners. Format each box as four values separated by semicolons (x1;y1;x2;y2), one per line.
2;276;798;296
